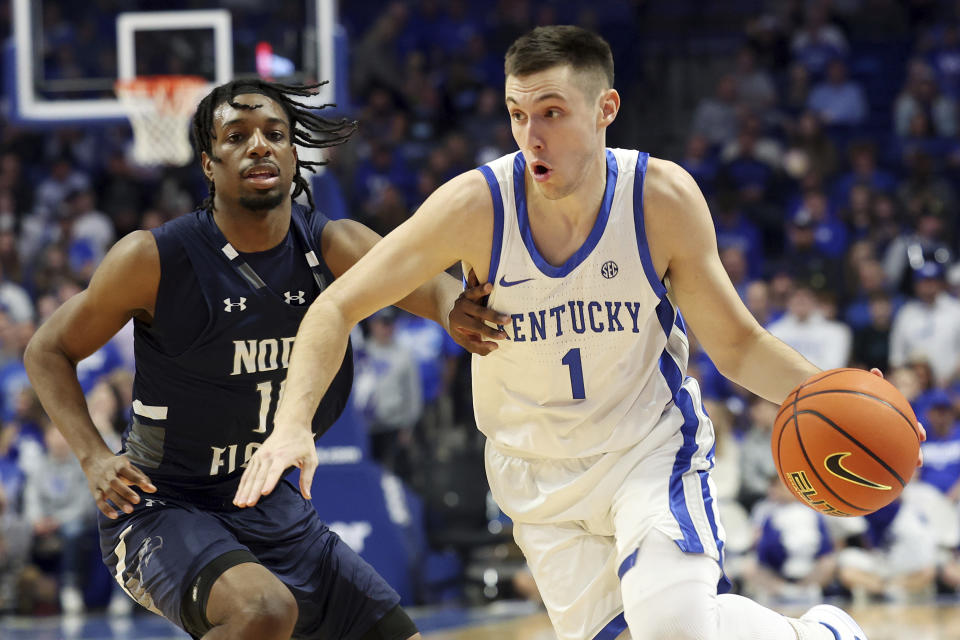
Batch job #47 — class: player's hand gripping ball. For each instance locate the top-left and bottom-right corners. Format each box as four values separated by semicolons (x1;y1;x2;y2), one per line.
772;368;922;517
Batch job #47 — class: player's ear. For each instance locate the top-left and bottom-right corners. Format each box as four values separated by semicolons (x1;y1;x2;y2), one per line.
201;151;214;181
598;89;620;129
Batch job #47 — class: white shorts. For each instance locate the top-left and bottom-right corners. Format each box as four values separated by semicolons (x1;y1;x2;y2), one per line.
486;378;726;640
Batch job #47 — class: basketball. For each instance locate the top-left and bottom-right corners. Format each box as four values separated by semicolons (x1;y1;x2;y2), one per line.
772;368;922;517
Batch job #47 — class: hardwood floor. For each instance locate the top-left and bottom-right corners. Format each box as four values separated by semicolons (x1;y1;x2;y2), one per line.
425;602;960;639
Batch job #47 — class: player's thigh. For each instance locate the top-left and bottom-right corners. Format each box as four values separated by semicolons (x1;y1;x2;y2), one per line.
98;499;249;633
513;520;626;640
227;481;413;640
612;409;724;572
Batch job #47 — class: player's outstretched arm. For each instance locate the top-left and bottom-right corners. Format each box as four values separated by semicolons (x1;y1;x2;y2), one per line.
234;171;493;507
321;219;508;355
644;159;819;405
24;231;158;518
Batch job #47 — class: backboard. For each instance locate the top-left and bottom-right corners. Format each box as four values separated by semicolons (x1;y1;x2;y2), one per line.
7;0;344;125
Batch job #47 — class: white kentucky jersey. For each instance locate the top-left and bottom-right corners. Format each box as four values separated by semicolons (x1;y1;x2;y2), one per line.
473;148;692;459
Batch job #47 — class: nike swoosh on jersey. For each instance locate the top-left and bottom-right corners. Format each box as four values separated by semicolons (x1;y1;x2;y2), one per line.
823;452;891;490
499;276;534;287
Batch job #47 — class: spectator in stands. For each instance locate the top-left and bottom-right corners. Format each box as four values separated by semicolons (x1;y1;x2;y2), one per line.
917;389;960;499
783;63;813;119
845;258;903;329
889;262;960;385
31;157;90;222
734;46;777;113
392;310;463;440
0;318;35;424
721;112;783;170
927;22;960;99
691;74;740;147
62;189;114;265
777;211;844;293
0;152;34;218
0;263;34;326
350;2;410;99
714;191;764;278
883;213;953;292
897;150;957;234
831;141;898;207
792;189;848;259
839;183;874;242
0;478;42;614
737;396;780;513
745;476;835;604
836;497;938;602
851;293;895;371
353;309;423;483
745;280;774;326
807;58;868;127
866;193;905;255
681;134;720;198
783;111;839;183
895;59;958;138
22;425;95;615
720;245;753;301
767;284;852;370
791;2;849;77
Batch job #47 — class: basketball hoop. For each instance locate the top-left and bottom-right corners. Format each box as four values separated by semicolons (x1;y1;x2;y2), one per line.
115;75;210;167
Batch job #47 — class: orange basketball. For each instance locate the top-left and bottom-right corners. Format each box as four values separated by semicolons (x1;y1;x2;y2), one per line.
772;368;922;517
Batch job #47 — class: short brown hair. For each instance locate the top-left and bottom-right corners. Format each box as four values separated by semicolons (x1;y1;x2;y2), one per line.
504;26;614;94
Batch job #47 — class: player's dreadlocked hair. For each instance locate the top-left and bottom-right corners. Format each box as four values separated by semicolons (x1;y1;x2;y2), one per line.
191;79;357;213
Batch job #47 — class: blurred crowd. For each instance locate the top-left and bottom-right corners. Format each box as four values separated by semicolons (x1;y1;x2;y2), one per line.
2;0;960;618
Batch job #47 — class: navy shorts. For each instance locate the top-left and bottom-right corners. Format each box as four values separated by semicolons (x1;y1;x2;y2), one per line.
98;479;400;639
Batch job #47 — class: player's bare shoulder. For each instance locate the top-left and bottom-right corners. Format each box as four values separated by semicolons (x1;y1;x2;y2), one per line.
643;157;707;222
640;157;715;272
417;168;496;278
429;169;494;221
89;229;161;319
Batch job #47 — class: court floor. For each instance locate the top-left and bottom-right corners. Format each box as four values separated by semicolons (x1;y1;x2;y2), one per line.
3;600;960;640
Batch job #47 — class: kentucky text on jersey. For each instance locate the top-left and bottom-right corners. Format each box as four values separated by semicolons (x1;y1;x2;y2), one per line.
498;299;646;341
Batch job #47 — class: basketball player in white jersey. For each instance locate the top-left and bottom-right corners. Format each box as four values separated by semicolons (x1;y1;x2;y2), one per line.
235;26;923;640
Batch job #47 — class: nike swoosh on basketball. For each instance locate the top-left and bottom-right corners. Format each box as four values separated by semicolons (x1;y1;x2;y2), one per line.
499;276;534;287
823;452;891;490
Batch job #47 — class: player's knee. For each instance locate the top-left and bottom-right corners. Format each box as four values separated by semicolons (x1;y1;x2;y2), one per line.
627;602;712;639
229;588;298;639
622;576;717;640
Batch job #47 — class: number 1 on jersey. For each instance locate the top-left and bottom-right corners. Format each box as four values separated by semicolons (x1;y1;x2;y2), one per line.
254;379;286;433
561;348;585;399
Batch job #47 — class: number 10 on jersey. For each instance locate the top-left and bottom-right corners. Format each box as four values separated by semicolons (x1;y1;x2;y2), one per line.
561;348;585;399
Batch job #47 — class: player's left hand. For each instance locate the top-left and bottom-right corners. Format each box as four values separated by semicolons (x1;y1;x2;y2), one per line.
233;425;317;507
448;270;510;356
870;367;926;467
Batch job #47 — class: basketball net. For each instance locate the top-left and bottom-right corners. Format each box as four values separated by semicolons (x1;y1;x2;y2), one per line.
115;76;210;167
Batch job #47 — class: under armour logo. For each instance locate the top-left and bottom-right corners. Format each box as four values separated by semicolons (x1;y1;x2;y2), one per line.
224;298;247;312
284;290;306;305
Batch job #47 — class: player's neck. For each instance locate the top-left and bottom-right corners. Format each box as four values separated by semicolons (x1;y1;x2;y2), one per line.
526;150;607;227
212;200;292;252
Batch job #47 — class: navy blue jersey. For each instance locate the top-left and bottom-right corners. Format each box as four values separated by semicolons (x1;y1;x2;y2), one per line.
124;204;352;506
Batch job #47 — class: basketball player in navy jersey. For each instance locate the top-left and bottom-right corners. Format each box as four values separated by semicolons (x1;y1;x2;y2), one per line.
238;28;926;640
24;79;505;640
